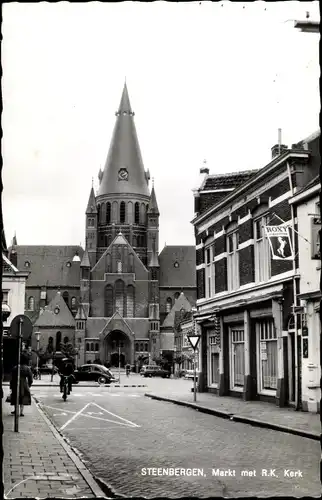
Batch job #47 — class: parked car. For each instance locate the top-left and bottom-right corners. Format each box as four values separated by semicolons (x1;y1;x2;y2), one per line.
184;369;198;381
39;364;58;375
143;366;171;378
74;364;118;384
140;365;153;376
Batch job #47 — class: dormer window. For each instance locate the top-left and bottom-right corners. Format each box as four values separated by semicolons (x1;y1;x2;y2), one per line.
24;261;30;268
54;306;60;314
66;261;71;267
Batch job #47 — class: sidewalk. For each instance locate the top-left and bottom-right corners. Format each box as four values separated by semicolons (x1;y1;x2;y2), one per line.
145;391;321;441
3;390;107;498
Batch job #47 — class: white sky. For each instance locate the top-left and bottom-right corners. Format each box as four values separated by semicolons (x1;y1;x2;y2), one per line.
2;1;320;250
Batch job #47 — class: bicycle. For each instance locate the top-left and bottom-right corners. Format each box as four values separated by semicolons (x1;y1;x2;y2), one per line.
60;374;74;402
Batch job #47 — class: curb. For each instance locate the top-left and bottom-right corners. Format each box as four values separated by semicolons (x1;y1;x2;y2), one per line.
33;396;108;498
144;394;320;441
5;383;148;388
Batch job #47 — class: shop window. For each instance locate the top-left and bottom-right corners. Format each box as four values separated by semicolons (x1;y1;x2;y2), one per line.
256;319;277;392
229;327;244;388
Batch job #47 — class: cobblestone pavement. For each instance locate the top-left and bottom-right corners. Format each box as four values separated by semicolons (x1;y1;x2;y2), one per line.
3;389;106;499
32;385;321;498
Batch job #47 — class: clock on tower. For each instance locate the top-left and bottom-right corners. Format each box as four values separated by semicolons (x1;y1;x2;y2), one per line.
118;168;129;181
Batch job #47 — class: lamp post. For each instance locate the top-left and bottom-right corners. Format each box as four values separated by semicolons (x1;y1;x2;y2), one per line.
35;331;41;379
187;332;201;403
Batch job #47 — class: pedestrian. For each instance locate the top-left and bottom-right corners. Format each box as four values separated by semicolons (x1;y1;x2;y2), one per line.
10;353;33;417
125;363;130;377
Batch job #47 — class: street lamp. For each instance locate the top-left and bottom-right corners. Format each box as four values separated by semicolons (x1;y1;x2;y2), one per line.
187;332;201;402
35;330;41;379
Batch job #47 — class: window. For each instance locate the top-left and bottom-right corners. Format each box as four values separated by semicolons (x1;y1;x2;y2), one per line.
105;285;113;317
27;296;34;311
56;331;62;351
205;244;215;298
115;280;125;316
120;201;126;223
95;343;99;352
88;218;94;227
117;260;122;273
256;319;277;392
106;203;111;224
254;215;271;282
135;342;139;351
145;343;148;351
101;203;106;225
174;292;180;300
63;292;69;307
91;342;94;351
140;343;143;351
227;232;239;291
134;202;140;224
71;297;77;308
2;291;8;304
127;285;135;317
229;327;245;389
97;204;101;224
166;297;172;313
86;343;90;352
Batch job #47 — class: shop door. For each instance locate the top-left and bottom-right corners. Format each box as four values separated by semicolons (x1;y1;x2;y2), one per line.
229;327;245;389
287;330;296;404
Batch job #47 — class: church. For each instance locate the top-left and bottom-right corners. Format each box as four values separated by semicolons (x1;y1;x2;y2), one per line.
7;84;196;369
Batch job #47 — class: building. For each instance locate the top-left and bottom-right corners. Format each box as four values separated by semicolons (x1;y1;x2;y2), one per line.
9;83;196;368
289;174;321;412
2;231;29;375
191;131;320;410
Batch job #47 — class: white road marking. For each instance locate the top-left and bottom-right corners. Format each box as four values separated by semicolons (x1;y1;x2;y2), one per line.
87;411;103;415
108;394;121;397
60;403;91;430
53;412;68;416
91;402;140;428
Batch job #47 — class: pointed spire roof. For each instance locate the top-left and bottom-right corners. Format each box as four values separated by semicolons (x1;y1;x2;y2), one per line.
86;186;97;214
148;235;159;268
12;232;17;246
98;83;149;197
80;243;91;268
147;182;160;215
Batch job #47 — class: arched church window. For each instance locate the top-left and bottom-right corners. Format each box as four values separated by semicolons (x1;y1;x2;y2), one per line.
140;203;145;224
145;343;148;352
140;343;143;351
105;285;113;317
126;285;135;317
120;201;126;224
28;296;34;311
112;201;118;223
128;201;133;224
56;331;62;351
117;260;122;273
135;342;139;352
174;292;180;300
95;343;99;351
166;297;172;313
90;342;94;352
106;203;111;224
134;202;140;224
71;297;77;307
63;292;69;307
86;343;90;352
129;254;134;272
101;203;106;225
97;204;101;224
115;279;125;316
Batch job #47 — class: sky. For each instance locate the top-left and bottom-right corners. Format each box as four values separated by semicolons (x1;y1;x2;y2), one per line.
2;1;320;250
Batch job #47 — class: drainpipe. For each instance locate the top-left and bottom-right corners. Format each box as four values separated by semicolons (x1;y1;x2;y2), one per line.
286;161;299;410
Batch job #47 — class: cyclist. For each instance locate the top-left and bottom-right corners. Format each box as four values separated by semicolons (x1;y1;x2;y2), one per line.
59;358;75;395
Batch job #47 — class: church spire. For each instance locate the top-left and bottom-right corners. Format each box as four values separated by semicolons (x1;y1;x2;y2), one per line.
97;83;149;198
86;186;97;214
147;184;160;215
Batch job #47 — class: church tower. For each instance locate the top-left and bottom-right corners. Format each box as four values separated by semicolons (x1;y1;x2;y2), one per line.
95;83;151;266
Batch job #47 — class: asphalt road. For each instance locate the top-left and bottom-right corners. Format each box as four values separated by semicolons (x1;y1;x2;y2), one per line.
32;384;320;498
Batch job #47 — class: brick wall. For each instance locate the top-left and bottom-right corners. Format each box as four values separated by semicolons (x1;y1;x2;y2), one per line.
239;246;255;286
215;259;227;293
197;269;205;299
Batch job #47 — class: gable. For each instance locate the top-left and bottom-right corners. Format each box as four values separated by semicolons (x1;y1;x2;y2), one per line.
162;293;192;328
35;291;75;327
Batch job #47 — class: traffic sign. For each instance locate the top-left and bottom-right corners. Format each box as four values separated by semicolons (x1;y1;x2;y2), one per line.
9;314;33;340
187;335;201;350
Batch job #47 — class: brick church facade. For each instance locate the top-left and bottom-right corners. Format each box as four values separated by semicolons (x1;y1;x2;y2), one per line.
8;84;196;369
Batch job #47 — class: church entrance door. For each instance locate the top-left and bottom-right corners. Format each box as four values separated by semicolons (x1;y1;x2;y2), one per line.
110;352;125;368
104;329;132;367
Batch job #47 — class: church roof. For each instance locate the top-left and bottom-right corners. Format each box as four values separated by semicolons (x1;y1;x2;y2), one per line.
147;185;159;215
34;291;75;327
162;292;192;328
159;246;196;288
97;83;150;198
86;187;97;214
10;245;84;287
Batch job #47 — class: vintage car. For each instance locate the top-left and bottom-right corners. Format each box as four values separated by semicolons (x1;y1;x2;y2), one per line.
74;364;118;384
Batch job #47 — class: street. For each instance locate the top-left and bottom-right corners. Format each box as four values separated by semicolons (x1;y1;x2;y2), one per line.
29;377;321;498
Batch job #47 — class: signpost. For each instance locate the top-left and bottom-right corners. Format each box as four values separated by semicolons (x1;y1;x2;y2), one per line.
9;314;33;432
187;334;201;402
